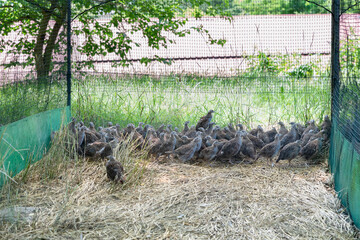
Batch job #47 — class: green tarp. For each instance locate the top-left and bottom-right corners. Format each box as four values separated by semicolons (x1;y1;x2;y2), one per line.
0;107;70;187
329;119;360;229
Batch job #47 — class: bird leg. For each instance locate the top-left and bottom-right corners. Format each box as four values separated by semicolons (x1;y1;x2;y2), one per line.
155;153;162;162
229;158;237;165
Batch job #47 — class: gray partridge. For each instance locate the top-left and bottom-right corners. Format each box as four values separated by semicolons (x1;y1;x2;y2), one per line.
135;122;144;135
280;123;297;148
205;122;216;135
240;133;257;160
169;136;202;162
276;140;301;166
257;125;270;144
156;124;165;136
303;120;318;135
106;156;125;184
182;121;190;135
77;126;86;148
196;110;214;131
265;127;277;143
248;127;258;137
204;135;216;147
199;141;221;161
278;121;288;137
247;133;265;149
300;129;315;147
89;122;96;132
210;126;220;139
321;115;331;141
300;137;323;160
255;134;282;164
217;131;245;161
158;131;177;157
85;141;112;159
227;123;237;133
185;125;197;138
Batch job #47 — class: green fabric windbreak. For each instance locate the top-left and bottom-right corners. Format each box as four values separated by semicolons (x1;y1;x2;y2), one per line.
0;106;71;187
330;117;360;229
329;77;360;229
349;152;360;228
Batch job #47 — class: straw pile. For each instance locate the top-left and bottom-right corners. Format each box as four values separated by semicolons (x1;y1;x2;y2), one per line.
0;156;358;239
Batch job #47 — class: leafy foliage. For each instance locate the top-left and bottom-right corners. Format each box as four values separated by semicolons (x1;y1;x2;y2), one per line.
0;0;231;79
242;51;325;78
212;0;333;15
215;0;360;15
236;0;331;15
341;27;360;78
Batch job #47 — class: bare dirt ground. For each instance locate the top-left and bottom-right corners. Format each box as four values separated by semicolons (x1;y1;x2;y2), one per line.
0;157;359;240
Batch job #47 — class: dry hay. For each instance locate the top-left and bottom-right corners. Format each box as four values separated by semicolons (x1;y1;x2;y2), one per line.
0;157;359;239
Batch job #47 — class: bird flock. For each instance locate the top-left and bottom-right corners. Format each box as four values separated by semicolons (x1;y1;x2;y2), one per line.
63;110;331;184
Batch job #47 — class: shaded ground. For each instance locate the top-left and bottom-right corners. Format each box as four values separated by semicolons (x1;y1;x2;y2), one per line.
0;157;358;239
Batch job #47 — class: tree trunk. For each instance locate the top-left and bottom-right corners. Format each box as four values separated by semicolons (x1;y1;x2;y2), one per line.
34;0;66;81
43;8;67;79
34;9;52;81
34;2;56;81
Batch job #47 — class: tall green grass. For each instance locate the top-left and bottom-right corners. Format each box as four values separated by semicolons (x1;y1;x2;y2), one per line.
0;78;67;125
0;74;331;128
72;74;331;129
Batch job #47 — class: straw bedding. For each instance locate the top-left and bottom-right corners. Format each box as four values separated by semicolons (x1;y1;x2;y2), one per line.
0;157;358;239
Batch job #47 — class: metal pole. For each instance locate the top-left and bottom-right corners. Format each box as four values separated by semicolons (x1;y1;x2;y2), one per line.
329;0;340;173
66;0;72;107
331;0;340;99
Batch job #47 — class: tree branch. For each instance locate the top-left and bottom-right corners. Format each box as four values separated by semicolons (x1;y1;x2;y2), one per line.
24;0;62;19
304;0;333;14
71;0;117;22
341;0;360;15
24;0;52;13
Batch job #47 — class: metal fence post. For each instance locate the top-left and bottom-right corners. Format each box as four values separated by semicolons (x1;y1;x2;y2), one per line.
331;0;340;106
67;0;72;107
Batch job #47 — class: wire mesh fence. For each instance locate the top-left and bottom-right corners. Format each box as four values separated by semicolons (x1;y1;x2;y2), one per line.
69;14;332;76
2;13;360;83
1;11;343;126
328;2;360;229
70;73;330;129
0;77;68;125
0;0;360;229
330;76;360;229
66;12;335;129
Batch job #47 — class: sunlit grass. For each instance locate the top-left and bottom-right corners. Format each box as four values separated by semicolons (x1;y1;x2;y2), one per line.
72;74;331;129
0;74;331;128
0;79;67;125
